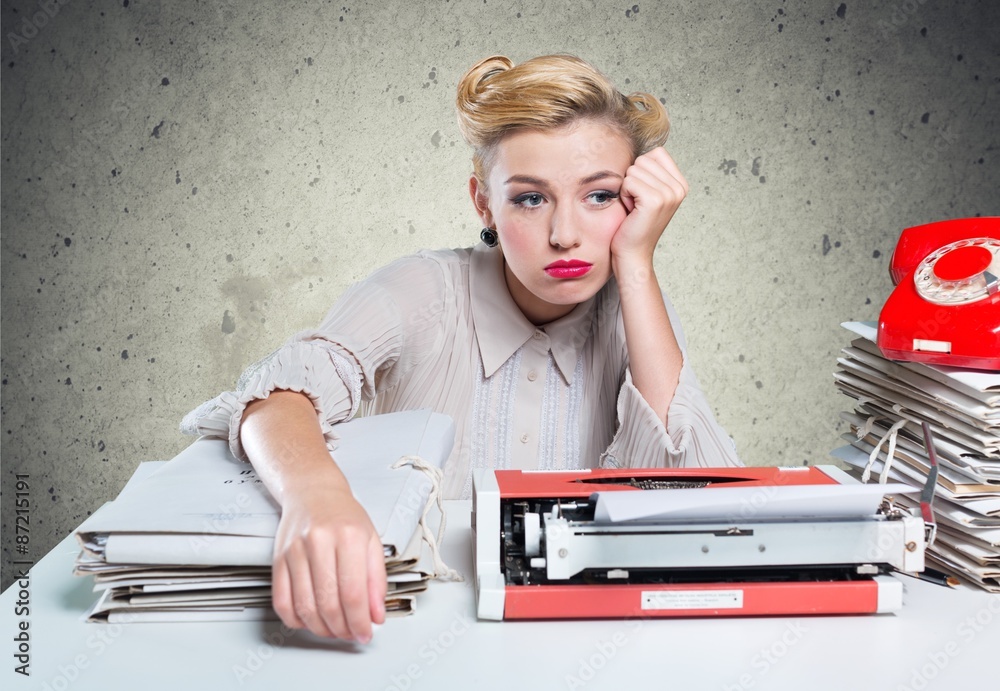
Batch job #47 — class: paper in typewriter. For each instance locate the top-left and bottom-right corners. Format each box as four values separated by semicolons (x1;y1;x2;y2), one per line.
74;409;454;622
592;481;918;524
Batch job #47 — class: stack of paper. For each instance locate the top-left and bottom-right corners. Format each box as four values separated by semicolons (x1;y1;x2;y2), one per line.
73;409;455;622
833;322;1000;592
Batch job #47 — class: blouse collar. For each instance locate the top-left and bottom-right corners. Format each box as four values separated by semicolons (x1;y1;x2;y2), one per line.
470;242;600;385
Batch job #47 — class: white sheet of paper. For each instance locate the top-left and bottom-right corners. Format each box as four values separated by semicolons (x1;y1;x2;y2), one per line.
97;578;273;594
831;444;1000;517
837;350;999;423
841;321;1000;398
76;409;455;564
592;479;918;523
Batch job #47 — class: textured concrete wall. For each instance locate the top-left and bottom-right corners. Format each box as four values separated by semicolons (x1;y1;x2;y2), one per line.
2;0;997;588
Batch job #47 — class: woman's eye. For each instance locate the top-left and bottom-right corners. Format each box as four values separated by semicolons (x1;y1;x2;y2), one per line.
512;193;544;208
587;191;620;205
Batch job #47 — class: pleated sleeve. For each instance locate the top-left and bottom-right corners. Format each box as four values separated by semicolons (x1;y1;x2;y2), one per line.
600;292;742;469
180;252;447;461
601;362;742;469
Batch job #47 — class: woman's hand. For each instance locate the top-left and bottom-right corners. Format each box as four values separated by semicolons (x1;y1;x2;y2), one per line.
270;476;387;642
607;149;687;423
610;147;689;269
240;391;386;643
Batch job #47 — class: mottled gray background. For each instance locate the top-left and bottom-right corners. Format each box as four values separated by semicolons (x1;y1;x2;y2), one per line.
1;0;997;589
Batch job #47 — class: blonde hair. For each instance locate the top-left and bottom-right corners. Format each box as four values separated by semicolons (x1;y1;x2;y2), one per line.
455;54;670;185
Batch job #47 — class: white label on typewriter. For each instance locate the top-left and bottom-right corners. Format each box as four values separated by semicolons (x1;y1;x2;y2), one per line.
641;590;744;611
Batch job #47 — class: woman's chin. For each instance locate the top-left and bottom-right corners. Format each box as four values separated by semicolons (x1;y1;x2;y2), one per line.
534;281;603;311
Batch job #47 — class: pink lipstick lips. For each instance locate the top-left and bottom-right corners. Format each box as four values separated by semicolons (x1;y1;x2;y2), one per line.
544;259;593;279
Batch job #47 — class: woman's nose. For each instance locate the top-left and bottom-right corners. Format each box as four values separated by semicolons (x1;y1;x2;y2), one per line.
549;206;581;248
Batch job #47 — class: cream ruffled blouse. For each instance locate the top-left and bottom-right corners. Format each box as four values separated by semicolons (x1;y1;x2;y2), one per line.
182;243;741;499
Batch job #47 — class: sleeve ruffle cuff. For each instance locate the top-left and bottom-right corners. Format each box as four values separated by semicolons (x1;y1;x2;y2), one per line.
179;339;363;461
601;368;741;469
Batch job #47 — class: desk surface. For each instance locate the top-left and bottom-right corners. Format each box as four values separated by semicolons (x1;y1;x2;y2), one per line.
3;500;999;691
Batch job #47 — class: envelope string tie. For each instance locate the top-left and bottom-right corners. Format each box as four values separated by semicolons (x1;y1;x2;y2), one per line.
392;455;463;582
855;413;875;439
859;416;909;484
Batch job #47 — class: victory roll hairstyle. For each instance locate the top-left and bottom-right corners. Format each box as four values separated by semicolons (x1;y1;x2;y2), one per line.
455;54;670;185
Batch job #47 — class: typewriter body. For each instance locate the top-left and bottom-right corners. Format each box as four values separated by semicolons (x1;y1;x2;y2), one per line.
472;467;926;620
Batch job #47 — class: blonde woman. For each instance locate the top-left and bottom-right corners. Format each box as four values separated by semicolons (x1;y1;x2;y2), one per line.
183;54;741;643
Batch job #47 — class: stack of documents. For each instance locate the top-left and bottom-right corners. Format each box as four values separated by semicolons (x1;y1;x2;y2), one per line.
833;322;1000;591
73;409;455;622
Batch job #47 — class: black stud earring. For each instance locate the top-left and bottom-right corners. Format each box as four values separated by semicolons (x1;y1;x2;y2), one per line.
480;227;499;248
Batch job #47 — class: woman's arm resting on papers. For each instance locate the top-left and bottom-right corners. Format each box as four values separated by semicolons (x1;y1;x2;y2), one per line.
241;390;386;643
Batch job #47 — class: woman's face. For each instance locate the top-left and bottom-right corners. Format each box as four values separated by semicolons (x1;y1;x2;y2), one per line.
472;119;633;325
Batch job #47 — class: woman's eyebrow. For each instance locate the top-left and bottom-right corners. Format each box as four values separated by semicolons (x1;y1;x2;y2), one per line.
504;171;623;187
579;170;623;185
504;174;549;187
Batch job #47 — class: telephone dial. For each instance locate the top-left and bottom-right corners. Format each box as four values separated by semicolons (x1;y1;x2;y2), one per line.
877;216;1000;371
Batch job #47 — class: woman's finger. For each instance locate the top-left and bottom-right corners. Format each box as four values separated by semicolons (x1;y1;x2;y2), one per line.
639;147;689;194
325;530;375;643
270;557;305;631
368;533;388;625
286;540;338;638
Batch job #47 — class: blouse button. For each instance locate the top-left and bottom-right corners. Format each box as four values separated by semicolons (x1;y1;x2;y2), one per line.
527;370;537;382
520;433;529;444
533;330;544;340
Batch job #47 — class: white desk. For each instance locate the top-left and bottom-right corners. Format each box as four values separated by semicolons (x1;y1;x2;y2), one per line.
3;501;999;691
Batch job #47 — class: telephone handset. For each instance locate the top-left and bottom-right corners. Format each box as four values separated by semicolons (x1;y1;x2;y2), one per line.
877;216;1000;371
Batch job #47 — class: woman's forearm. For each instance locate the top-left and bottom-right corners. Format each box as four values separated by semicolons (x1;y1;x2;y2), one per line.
613;256;683;424
240;390;350;503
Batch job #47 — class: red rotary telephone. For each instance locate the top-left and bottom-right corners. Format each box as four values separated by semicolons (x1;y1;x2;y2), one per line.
877;217;1000;371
